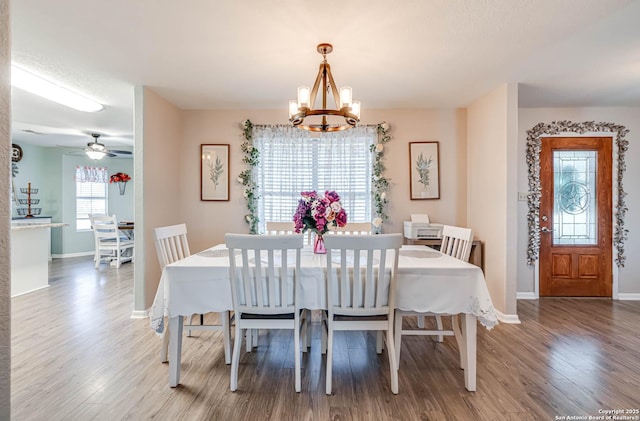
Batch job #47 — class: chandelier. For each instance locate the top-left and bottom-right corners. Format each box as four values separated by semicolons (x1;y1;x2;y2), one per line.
288;43;361;132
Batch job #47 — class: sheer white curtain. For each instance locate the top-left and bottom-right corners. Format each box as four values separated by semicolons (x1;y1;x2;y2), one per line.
253;125;375;233
74;166;108;183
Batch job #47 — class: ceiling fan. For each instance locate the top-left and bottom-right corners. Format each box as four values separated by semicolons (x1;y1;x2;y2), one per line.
79;133;132;160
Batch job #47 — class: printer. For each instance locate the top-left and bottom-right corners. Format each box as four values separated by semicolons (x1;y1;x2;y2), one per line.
403;214;443;239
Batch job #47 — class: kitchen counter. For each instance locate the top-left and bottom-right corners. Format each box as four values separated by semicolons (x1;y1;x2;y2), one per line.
11;222;67;297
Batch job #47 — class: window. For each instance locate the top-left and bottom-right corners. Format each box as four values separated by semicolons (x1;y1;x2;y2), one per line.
254;125;376;233
74;166;109;231
76;182;107;230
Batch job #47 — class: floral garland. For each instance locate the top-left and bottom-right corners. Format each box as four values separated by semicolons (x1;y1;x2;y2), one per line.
371;122;392;233
238;119;260;234
239;120;392;234
526;120;629;267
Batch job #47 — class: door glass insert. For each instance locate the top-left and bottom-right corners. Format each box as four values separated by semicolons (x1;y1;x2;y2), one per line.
553;150;597;245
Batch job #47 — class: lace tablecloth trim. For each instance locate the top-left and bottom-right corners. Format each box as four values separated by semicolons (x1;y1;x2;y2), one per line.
469;296;498;330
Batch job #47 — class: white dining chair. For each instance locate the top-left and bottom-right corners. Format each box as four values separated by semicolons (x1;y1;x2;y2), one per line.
394;225;473;366
331;222;372;235
92;214;134;268
154;223;231;364
226;233;308;392
266;221;312;245
323;233;403;395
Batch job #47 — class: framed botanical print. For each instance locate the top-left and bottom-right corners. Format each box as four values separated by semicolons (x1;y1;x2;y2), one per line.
409;141;440;200
201;144;230;201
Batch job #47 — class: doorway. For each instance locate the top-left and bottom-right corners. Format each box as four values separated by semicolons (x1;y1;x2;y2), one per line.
539;137;612;297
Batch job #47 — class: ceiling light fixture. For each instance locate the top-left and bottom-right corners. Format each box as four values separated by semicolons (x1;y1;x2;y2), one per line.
289;43;360;132
11;64;104;112
85;134;108;160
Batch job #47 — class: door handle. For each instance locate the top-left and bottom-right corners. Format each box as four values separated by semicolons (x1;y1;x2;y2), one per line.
540;227;553;233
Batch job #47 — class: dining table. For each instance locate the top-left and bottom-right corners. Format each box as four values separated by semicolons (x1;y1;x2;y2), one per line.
149;243;498;390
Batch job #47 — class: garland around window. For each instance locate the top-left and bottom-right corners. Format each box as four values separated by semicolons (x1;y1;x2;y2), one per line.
526;120;629;267
239;120;392;234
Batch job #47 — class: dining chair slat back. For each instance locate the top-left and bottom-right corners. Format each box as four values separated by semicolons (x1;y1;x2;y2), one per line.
323;233;403;395
266;221;312;245
394;224;474;368
92;214;134;268
153;223;231;364
225;233;307;392
154;224;191;268
331;222;373;235
440;225;473;262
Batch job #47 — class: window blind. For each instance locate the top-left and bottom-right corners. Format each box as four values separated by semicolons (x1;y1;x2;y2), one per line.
254;125;375;233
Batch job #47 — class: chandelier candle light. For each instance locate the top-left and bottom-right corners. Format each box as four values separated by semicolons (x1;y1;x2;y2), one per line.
289;43;361;132
294;190;347;254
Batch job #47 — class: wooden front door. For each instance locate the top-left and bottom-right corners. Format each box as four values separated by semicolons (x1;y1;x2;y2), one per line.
539;137;612;297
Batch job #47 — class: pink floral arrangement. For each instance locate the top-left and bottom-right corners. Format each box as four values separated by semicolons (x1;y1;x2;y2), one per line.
294;190;347;235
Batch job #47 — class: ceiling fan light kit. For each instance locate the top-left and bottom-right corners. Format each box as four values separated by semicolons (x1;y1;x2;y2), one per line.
288;43;360;132
11;64;104;112
84;133;131;160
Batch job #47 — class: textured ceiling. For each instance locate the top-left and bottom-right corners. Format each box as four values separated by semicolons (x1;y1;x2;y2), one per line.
9;0;640;148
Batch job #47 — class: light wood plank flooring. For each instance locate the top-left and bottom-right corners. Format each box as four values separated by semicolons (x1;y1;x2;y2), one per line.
11;257;640;420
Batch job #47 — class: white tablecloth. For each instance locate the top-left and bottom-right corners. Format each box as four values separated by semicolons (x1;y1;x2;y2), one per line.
149;245;498;333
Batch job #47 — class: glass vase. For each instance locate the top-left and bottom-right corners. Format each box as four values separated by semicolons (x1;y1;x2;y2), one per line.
313;234;326;254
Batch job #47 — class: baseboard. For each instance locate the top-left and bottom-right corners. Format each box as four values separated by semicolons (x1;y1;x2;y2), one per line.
516;292;537;300
496;309;521;324
11;284;49;298
617;293;640;301
131;310;148;319
51;251;94;259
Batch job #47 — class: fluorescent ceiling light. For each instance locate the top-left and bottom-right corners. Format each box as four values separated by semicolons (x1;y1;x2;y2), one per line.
11;64;104;112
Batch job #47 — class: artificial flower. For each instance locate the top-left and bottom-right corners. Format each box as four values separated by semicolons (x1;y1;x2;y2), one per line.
294;190;347;235
375;144;384;153
372;217;383;228
109;172;131;183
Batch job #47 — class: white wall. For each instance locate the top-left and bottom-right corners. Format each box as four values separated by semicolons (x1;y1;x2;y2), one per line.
467;84;519;316
0;0;11;416
517;107;640;296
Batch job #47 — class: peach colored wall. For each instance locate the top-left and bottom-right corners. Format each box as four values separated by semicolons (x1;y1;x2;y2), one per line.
467;84;519;315
136;87;183;310
179;108;468;253
518;107;640;297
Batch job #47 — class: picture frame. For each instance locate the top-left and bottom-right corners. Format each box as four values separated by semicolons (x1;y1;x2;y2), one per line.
201;144;230;201
409;141;440;200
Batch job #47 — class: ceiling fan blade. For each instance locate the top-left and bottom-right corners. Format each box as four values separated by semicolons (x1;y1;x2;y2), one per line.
108;150;132;155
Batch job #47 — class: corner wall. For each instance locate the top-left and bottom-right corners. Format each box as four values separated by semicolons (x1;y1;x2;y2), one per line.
0;0;11;416
134;86;183;312
467;84;519;316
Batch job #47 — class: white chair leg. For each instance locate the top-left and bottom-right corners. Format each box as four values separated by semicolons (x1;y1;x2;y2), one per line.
417;315;425;328
230;324;242;391
222;311;231;364
321;319;327;355
325;321;334;395
376;331;384;354
245;329;252;352
187;315;195;337
252;329;258;348
385;327;399;394
394;313;403;367
436;315;444;342
451;314;465;369
294;320;301;392
306;312;312;350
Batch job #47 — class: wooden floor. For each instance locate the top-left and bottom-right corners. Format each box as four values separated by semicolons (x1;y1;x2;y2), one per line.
11;257;640;420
